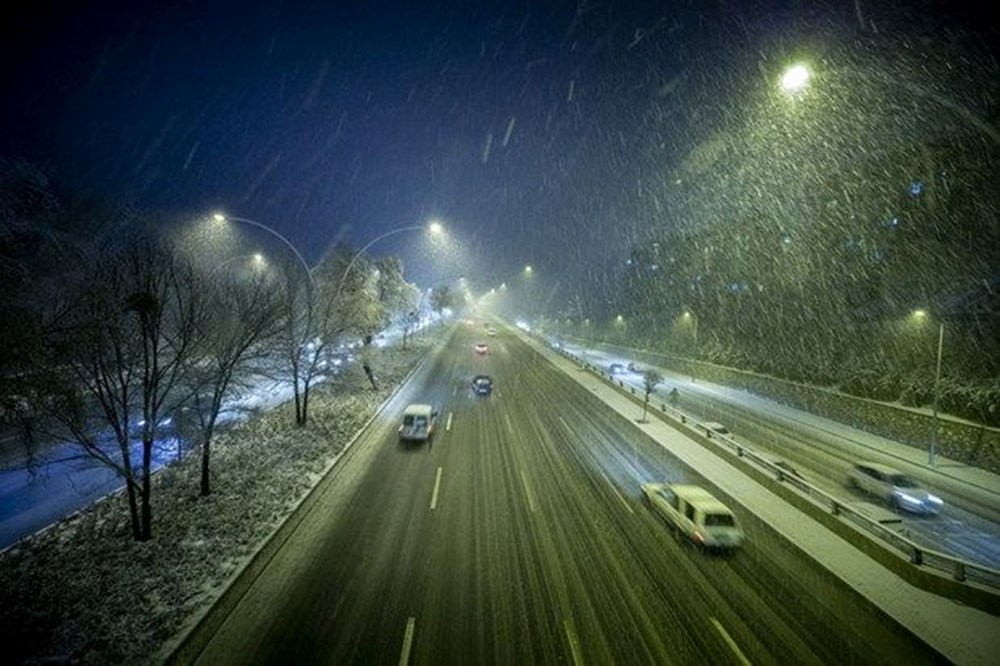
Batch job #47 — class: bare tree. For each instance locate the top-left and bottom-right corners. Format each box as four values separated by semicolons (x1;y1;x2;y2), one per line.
33;231;205;540
641;369;663;422
275;260;319;427
187;267;284;495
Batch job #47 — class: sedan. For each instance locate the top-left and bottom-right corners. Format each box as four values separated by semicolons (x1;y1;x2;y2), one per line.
472;375;493;396
474;343;489;355
848;462;943;514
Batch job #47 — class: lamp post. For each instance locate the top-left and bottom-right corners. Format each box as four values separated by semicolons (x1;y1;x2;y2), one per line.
682;311;698;347
214;252;267;276
682;310;699;382
912;309;944;466
930;321;944;466
778;63;999;144
211;213;315;290
334;222;443;300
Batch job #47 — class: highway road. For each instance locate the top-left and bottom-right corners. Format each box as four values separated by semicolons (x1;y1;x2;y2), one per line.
193;323;941;664
564;342;1000;572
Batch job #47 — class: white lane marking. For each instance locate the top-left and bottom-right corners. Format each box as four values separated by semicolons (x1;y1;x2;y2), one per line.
600;471;633;514
710;617;751;666
519;468;538;513
564;618;585;666
398;616;416;666
446;412;453;431
430;467;443;510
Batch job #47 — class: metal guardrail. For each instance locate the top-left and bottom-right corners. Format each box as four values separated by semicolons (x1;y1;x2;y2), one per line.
552;343;1000;593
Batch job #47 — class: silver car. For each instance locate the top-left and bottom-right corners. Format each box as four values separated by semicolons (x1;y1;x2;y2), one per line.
848;462;943;514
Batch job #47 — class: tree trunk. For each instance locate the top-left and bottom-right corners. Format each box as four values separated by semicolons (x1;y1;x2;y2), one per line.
140;439;152;541
293;384;304;426
120;437;142;539
200;434;211;496
296;381;310;427
125;476;142;540
363;362;378;390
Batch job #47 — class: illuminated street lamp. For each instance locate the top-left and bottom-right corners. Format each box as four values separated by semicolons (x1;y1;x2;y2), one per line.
682;310;698;345
779;63;811;94
214;252;268;276
211;213;314;290
776;62;999;143
334;221;444;299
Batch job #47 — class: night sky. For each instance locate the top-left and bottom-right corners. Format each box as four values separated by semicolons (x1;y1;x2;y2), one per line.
1;0;993;295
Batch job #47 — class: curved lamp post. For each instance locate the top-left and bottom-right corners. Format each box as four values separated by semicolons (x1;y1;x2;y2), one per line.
334;222;443;299
778;63;999;145
212;213;315;290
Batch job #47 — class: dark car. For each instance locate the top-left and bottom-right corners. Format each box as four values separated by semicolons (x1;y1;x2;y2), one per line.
608;362;625;375
472;375;493;396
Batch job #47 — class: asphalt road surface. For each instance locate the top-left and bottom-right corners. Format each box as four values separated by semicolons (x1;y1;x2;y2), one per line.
568;343;1000;572
193;324;941;665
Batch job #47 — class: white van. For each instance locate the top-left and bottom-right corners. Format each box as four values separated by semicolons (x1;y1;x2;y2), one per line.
641;483;744;550
398;404;437;442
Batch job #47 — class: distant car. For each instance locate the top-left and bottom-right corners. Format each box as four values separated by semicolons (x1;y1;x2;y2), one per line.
474;343;489;355
627;362;641;372
848;462;943;514
487;328;497;337
608;363;625;375
472;375;493;396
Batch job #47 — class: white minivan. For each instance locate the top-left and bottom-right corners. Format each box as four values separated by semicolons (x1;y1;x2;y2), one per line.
642;483;744;550
398;404;437;442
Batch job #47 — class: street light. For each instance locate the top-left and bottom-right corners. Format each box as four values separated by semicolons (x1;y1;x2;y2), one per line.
211;213;315;290
682;311;698;346
777;63;999;144
334;222;444;300
912;309;945;466
213;252;268;278
779;63;811;94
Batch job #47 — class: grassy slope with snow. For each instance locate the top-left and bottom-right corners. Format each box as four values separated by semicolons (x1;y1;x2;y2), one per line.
0;339;431;665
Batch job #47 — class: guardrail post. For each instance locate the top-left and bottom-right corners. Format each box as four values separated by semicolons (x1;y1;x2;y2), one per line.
736;445;743;457
680;415;686;424
831;501;840;516
954;562;966;582
910;547;923;566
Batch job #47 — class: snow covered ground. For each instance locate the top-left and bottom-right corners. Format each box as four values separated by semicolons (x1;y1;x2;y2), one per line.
0;339;432;665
